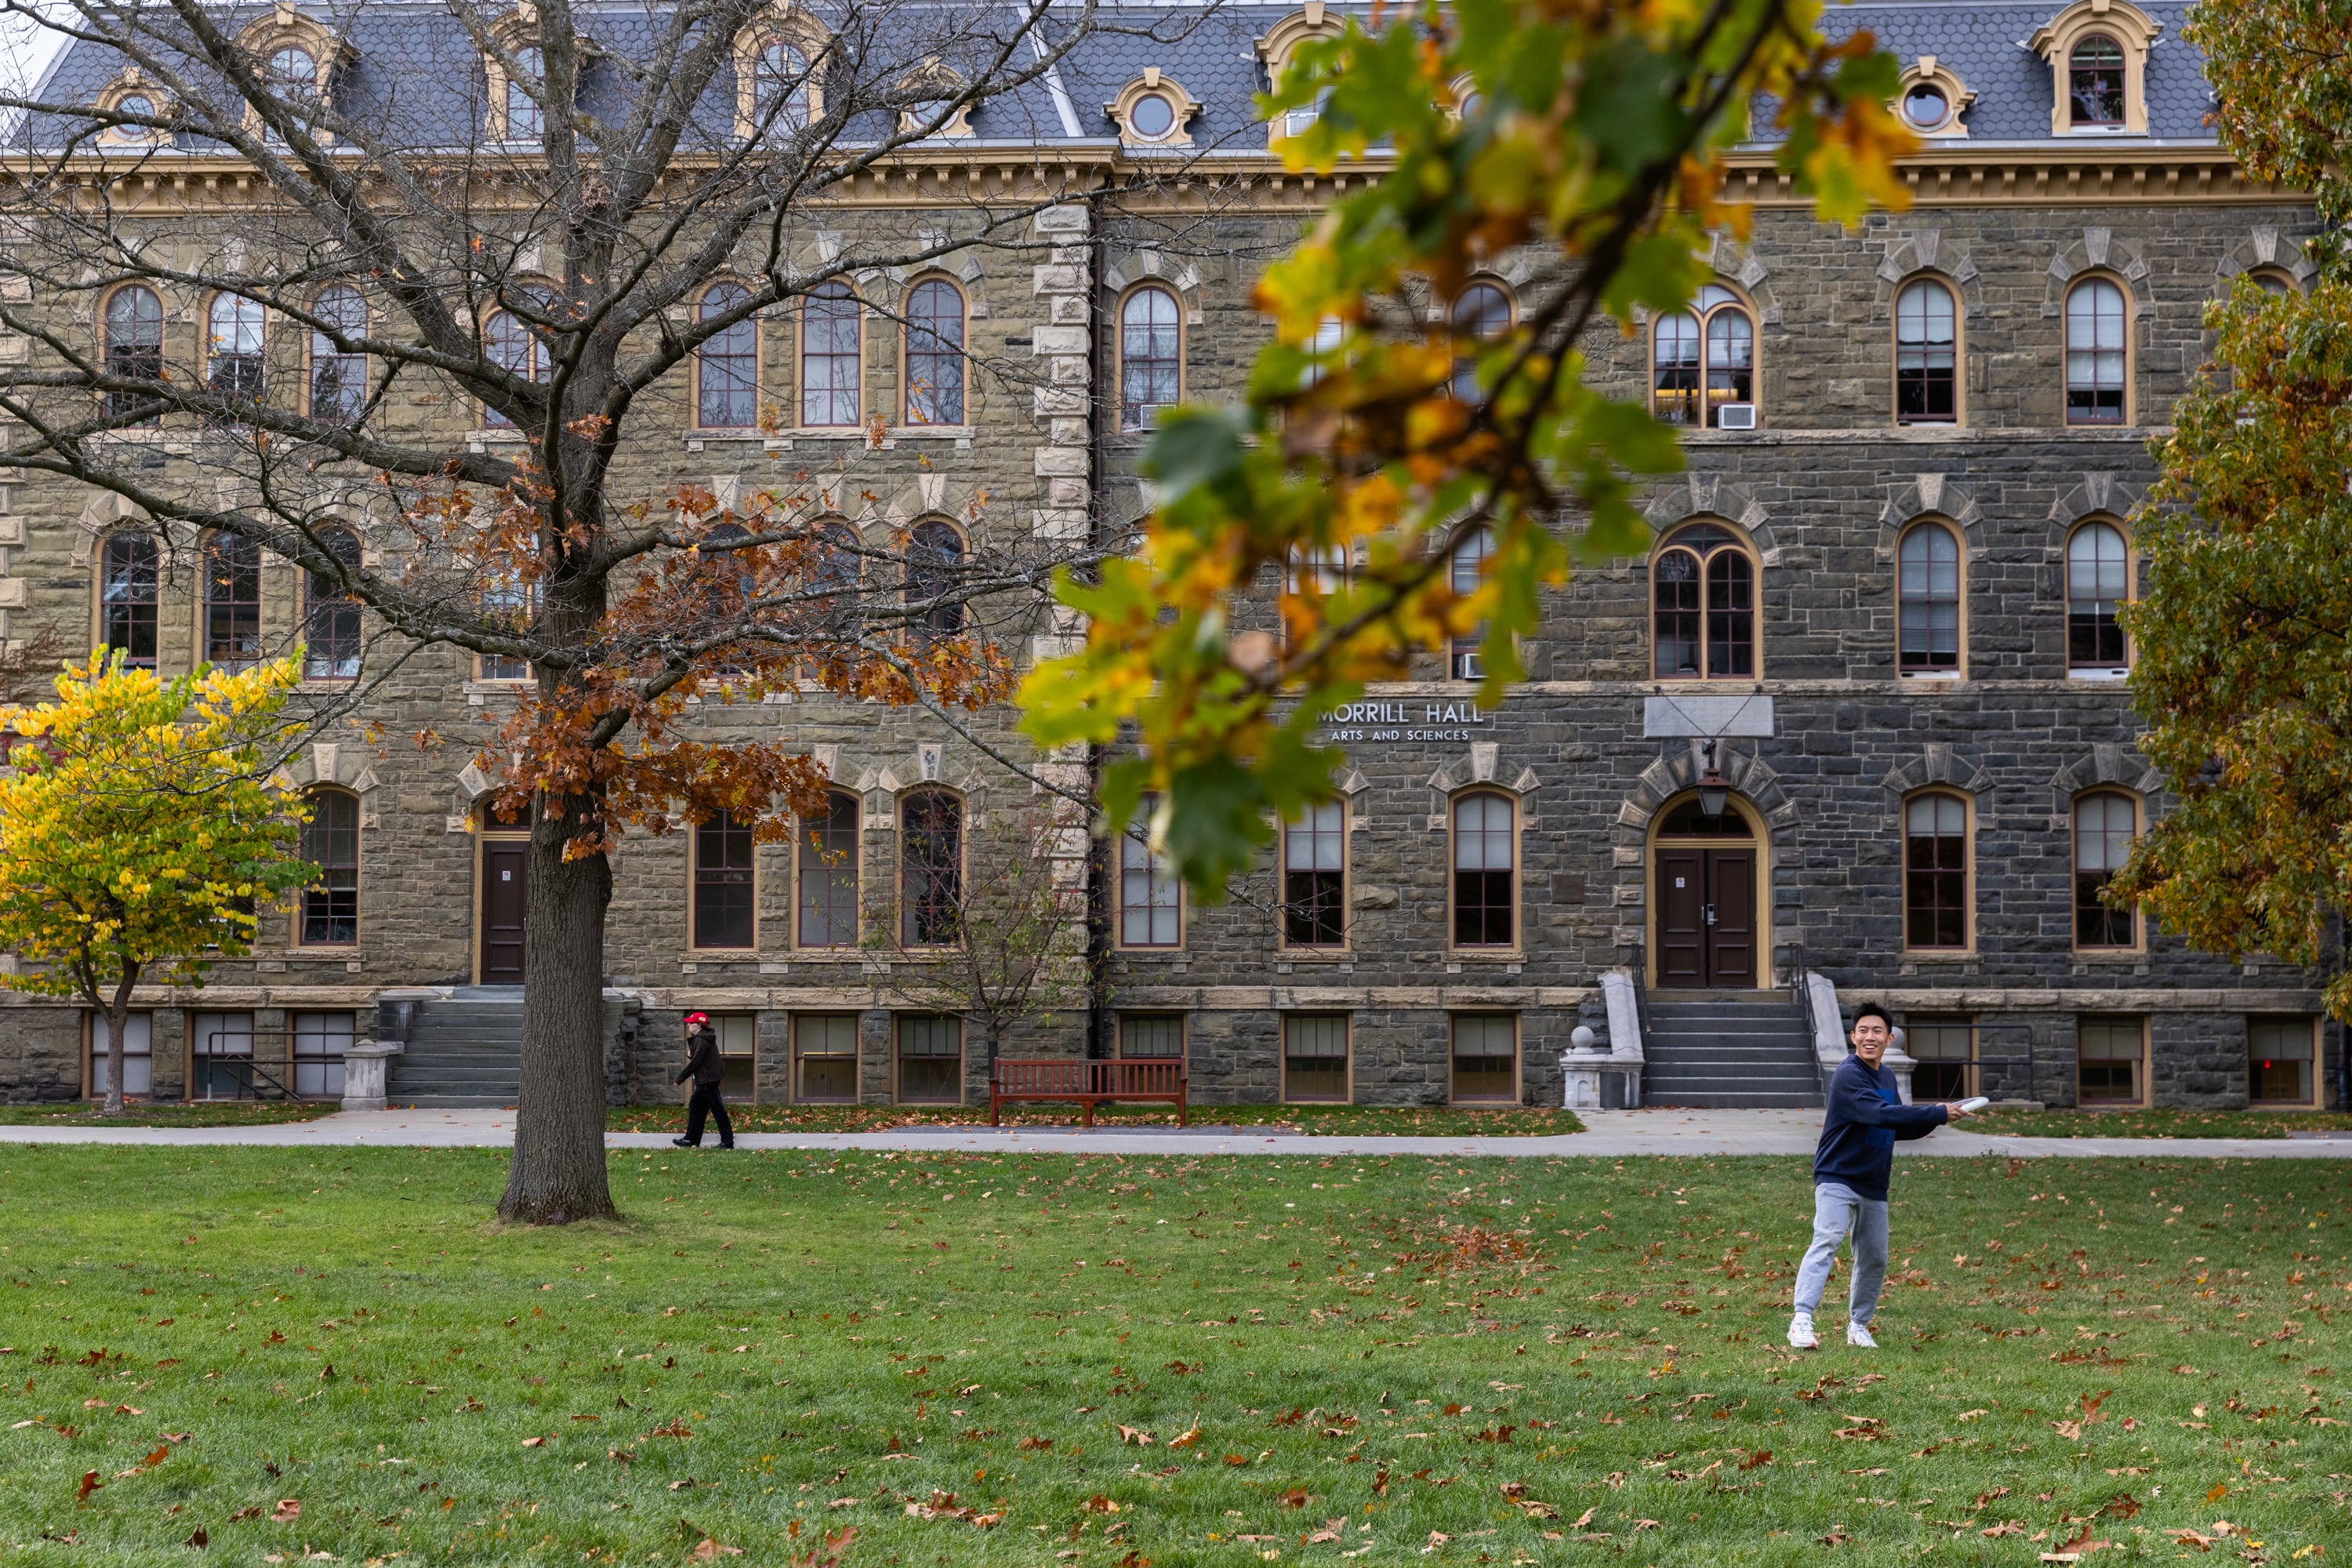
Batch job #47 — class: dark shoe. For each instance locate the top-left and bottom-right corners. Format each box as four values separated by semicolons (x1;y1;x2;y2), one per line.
671;1137;697;1148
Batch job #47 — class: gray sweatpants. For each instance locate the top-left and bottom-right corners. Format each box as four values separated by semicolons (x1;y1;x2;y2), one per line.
1792;1180;1889;1326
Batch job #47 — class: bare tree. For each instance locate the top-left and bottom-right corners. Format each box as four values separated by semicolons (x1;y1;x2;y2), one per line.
868;797;1088;1076
0;0;1158;1219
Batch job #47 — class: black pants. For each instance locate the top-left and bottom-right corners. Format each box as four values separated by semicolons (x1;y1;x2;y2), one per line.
684;1082;734;1147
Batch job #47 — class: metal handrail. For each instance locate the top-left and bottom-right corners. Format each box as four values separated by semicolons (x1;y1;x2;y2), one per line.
192;1023;299;1102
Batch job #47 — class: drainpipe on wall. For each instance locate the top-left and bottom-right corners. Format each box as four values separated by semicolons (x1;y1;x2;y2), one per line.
1081;183;1112;1062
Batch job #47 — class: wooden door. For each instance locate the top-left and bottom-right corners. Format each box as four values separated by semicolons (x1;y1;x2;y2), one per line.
1656;847;1707;986
1704;848;1756;986
480;840;528;983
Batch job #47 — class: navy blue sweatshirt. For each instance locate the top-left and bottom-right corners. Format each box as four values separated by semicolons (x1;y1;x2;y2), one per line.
1812;1055;1949;1201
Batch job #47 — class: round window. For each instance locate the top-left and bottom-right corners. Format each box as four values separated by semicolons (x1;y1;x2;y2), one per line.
1127;90;1176;140
118;93;154;118
1903;84;1950;130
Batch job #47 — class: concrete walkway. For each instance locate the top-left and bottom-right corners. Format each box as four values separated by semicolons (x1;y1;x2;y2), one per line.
0;1105;2344;1158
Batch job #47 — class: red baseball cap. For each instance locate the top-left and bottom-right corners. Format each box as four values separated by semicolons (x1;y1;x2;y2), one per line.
684;1011;710;1025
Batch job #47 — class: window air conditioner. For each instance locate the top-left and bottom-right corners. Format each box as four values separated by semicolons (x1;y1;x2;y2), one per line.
1716;403;1757;430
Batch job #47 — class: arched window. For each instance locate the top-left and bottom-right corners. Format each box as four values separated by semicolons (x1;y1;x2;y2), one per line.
1120;285;1181;430
1452;792;1515;948
2250;269;2296;297
263;45;318;140
753;41;811;130
2068;35;2125;127
505;45;543;140
2065;278;2127;425
900;789;962;946
800;282;861;426
796;789;859;948
906;519;964;638
903;279;965;425
796;519;862;642
1895;278;1956;424
299;789;359;946
2067;521;2129;673
104;285;162;424
2073;791;2138;948
691;810;756;949
310;285;367;424
1897;521;1961;676
203;532;261;669
100;533;158;670
207;292;265;407
1653;284;1753;427
1119;800;1180;947
1650;521;1755;680
304;524;361;680
697;282;757;428
1448;524;1494;680
1450;281;1512;401
482;307;548;428
1903;792;1967;950
1282;800;1345;948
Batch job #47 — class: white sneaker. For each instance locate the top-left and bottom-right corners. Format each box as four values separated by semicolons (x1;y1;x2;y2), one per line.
1788;1313;1817;1349
1846;1321;1878;1348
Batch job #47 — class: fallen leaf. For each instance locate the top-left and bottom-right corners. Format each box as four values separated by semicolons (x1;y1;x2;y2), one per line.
185;1528;209;1548
1819;1533;1852;1546
1982;1522;2027;1538
228;1507;263;1523
272;1500;301;1523
1117;1425;1154;1446
1739;1450;1773;1471
1569;1508;1596;1529
1168;1427;1201;1450
519;1437;545;1448
74;1471;100;1504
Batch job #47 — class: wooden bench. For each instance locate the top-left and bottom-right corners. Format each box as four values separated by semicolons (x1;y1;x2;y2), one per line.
988;1058;1187;1127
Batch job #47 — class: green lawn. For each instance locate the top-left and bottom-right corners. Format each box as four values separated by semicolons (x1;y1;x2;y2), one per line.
0;1101;339;1127
1968;1107;2352;1140
607;1102;1589;1136
0;1149;2342;1565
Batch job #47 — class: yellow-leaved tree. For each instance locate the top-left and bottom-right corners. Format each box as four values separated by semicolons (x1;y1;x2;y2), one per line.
0;652;318;1113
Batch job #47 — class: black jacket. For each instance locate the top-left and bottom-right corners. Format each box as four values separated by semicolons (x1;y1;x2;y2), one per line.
676;1027;723;1087
1812;1055;1947;1201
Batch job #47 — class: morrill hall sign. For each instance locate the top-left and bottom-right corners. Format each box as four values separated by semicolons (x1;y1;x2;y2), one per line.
1313;700;1494;744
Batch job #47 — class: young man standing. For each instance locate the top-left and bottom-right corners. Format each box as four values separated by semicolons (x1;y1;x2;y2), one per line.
1789;1003;1969;1349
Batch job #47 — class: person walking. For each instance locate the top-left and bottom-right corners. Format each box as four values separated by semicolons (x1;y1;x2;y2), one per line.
1789;1003;1970;1349
672;1011;735;1150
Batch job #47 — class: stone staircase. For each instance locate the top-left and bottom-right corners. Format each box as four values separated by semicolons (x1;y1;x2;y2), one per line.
383;989;524;1109
1640;993;1824;1109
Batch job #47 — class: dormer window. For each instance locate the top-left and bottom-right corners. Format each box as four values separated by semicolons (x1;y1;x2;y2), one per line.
1107;70;1200;148
1256;3;1344;145
731;9;829;141
506;47;544;140
237;9;351;147
96;72;172;146
2030;0;2158;136
1894;56;1973;137
896;61;974;138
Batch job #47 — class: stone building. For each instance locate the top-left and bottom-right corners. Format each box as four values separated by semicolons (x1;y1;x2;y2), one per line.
0;0;2338;1114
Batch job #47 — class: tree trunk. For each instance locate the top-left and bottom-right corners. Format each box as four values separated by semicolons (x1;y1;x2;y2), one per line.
99;960;138;1117
498;794;618;1224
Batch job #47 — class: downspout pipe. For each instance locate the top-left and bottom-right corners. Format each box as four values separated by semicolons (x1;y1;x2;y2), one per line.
1082;183;1112;1062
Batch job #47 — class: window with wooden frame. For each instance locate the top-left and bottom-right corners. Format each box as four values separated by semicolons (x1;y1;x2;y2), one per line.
1451;790;1515;949
1450;1013;1518;1104
800;282;862;426
1449;524;1496;680
482;307;549;428
262;43;320;143
1895;277;1958;424
691;810;757;949
1904;1014;1975;1100
292;1010;352;1098
100;532;158;670
1650;521;1755;680
206;292;266;411
2077;1014;2145;1106
1902;791;1968;950
299;789;360;946
1119;285;1181;430
203;532;262;670
1119;1013;1185;1058
189;1010;253;1100
1450;281;1512;401
752;39;813;130
309;285;368;424
2247;1016;2317;1106
696;282;758;428
1281;1012;1349;1103
1118;803;1180;948
2064;278;2128;425
103;285;163;425
1897;521;1962;676
1651;283;1754;428
303;524;361;681
2072;790;2139;949
906;518;964;638
796;790;859;948
899;789;962;946
505;46;545;140
1281;800;1346;948
2031;2;2157;135
902;278;966;426
2067;521;2130;674
89;1012;152;1100
895;1013;962;1103
2067;35;2125;126
794;1013;859;1102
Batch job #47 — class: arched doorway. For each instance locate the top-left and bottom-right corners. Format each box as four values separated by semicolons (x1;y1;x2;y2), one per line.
1651;793;1762;988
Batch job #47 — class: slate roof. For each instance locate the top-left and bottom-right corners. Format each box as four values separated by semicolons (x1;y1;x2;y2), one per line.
16;1;2220;153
